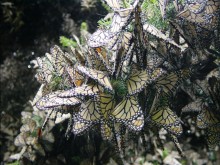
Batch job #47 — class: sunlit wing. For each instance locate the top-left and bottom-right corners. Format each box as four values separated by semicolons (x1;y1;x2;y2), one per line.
58;84;101;98
110;96;144;131
77;65;113;91
36;91;81;110
76;99;101;123
50;45;69;76
126;70;150;95
88;29;116;48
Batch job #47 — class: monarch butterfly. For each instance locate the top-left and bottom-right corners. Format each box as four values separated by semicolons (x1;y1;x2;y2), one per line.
143;23;185;51
34;46;74;84
128;114;144;131
70;46;86;65
72;93;115;138
108;31;132;51
35;56;54;84
149;105;183;136
120;31;133;53
98;93;115;118
90;48;111;72
110;96;144;131
177;0;220;30
75;99;101;123
77;65;113;92
169;20;197;48
36;91;81;110
94;47;109;67
133;4;149;68
126;67;165;95
181;99;203;114
109;0;139;33
154;69;191;97
146;53;164;70
110;123;126;153
97;93;115;139
196;106;219;129
65;66;85;87
95;47;107;59
110;9;133;33
101;123;113;140
72;117;93;135
185;0;220;15
88;29;116;48
58;84;101;98
185;0;207;14
206;123;220;149
177;8;208;24
126;70;150;95
50;45;72;76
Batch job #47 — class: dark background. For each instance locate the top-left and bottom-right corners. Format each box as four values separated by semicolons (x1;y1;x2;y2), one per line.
0;0;106;162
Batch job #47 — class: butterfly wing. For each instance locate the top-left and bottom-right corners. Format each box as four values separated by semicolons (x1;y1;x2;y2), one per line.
36;91;81;110
35;56;54;84
77;65;113;91
88;29;116;48
65;66;85;87
143;22;185;51
150;106;183;136
58;84;101;98
75;99;101;123
126;70;150;95
72;118;93;135
155;69;190;96
50;45;69;76
196;106;219;129
206;123;220;149
110;96;144;131
72;99;100;134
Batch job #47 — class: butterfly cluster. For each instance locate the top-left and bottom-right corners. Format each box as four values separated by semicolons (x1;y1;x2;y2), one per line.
16;0;220;160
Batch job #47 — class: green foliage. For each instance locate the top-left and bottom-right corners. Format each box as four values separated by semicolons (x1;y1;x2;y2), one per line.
112;79;127;99
162;148;169;159
141;0;168;29
180;159;188;165
59;36;77;48
81;22;88;31
6;161;20;165
98;17;112;29
100;0;112;12
32;114;43;127
80;22;88;44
